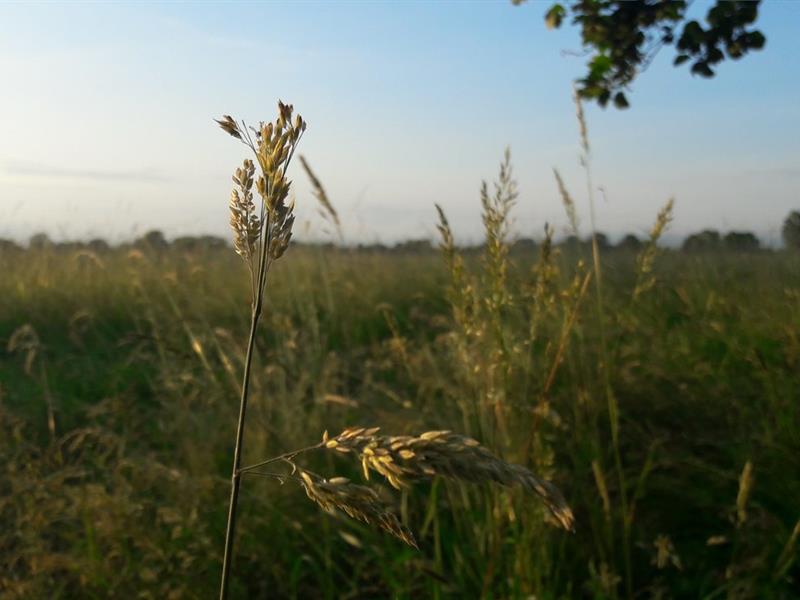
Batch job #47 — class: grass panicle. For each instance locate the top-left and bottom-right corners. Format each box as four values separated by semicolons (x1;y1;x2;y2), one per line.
298;470;417;548
324;427;575;532
299;155;341;239
553;168;580;238
633;198;674;300
217;101;306;600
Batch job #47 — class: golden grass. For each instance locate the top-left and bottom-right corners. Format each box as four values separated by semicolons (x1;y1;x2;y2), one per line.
216;101;307;600
298;470;417;548
325;427;574;531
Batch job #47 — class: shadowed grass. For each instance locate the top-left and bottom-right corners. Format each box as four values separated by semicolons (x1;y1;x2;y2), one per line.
2;236;798;597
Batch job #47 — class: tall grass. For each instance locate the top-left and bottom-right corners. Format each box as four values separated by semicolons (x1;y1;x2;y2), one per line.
215;105;573;598
1;108;799;597
215;102;306;599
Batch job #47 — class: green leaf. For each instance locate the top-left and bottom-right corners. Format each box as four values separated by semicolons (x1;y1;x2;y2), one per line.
746;31;766;49
613;92;629;109
707;47;724;64
589;54;613;78
691;61;714;78
681;20;704;47
544;4;566;30
674;54;690;66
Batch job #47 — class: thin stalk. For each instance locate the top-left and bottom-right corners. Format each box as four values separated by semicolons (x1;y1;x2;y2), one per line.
239;442;324;474
576;92;632;599
242;470;294;483
219;300;262;600
541;271;592;398
219;149;276;600
215;105;306;598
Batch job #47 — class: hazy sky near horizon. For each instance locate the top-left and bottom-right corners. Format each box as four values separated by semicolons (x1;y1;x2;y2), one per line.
1;1;799;245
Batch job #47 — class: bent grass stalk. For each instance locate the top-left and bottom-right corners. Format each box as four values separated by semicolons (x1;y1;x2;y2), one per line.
237;427;575;543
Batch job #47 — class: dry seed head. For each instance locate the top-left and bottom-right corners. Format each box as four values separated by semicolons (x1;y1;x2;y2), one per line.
228;159;260;261
269;198;295;260
633;197;674;300
553;169;579;237
300;155;340;229
706;535;729;546
735;460;754;526
298;470;417;548
573;86;589;156
652;534;682;570
591;460;611;522
481;149;518;314
222;101;305;267
215;115;242;140
650;198;674;241
327;427;575;531
277;100;292;123
7;324;41;376
435;204;452;241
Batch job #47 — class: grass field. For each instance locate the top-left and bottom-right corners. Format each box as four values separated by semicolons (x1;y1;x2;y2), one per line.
2;221;799;598
2;0;797;596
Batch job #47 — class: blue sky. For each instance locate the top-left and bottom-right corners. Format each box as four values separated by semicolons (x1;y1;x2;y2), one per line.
1;1;798;245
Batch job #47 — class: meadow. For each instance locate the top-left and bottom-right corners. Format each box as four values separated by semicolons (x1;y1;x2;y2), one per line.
2;199;799;598
1;0;796;595
1;108;799;598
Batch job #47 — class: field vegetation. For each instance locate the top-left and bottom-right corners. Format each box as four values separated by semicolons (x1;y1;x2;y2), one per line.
2;122;799;598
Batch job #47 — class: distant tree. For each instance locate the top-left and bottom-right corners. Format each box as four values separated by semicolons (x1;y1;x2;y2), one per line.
135;230;168;252
682;229;722;252
55;241;85;252
462;243;484;256
392;239;434;254
514;0;766;108
198;235;227;251
0;239;22;254
172;236;199;252
782;210;800;251
561;233;609;253
616;233;643;252
560;234;581;252
357;242;388;253
723;231;760;252
29;232;52;250
173;235;227;252
87;238;111;253
510;237;538;255
591;232;610;250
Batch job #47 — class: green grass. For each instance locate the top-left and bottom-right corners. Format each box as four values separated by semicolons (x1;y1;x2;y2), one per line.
1;244;799;598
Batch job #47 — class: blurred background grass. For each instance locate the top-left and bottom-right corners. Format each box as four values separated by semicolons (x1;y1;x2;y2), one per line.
2;227;798;598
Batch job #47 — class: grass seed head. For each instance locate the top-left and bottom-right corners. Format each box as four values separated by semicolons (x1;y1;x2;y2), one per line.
229;159;260;262
298;470;417;548
215;115;242;139
299;155;340;237
327;427;575;531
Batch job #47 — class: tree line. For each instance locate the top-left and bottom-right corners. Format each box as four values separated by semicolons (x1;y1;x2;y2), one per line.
2;211;799;255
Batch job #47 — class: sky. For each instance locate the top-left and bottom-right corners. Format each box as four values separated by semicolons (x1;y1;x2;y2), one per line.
0;1;798;246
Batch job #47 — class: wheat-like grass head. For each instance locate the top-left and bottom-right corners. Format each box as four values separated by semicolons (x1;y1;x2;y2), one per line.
323;427;575;532
298;470;417;548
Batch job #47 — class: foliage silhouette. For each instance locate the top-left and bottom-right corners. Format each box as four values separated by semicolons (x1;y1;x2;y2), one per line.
515;0;765;108
782;210;800;251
